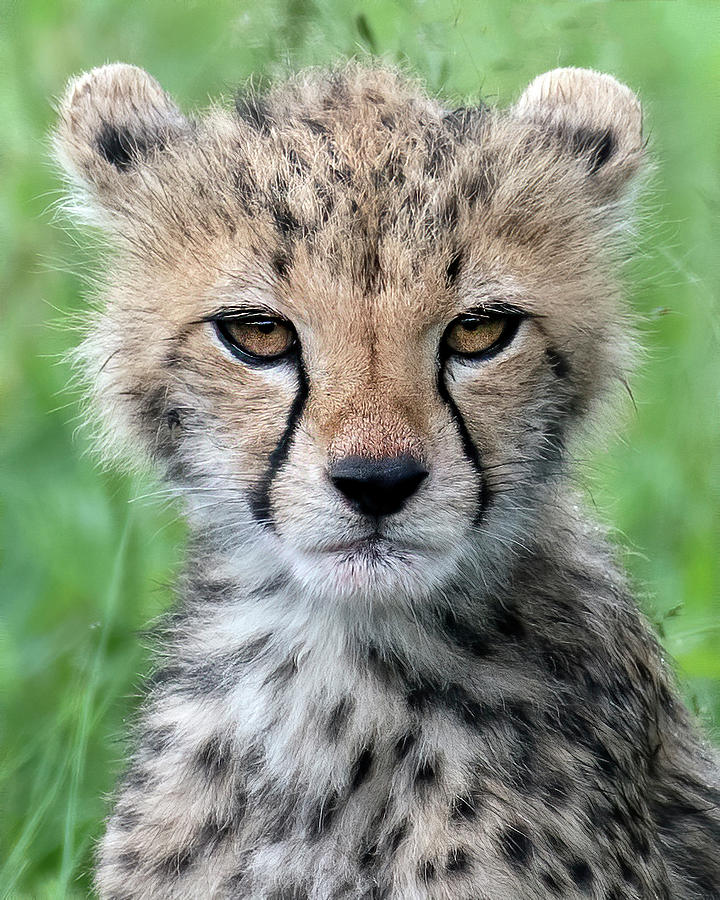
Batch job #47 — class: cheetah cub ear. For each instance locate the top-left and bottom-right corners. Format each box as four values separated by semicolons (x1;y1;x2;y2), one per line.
53;64;190;224
513;67;645;196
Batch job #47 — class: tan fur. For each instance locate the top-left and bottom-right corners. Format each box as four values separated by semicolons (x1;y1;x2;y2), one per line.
54;63;719;900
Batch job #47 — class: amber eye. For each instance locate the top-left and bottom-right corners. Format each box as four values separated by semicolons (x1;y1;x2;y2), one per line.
213;315;296;363
443;312;518;359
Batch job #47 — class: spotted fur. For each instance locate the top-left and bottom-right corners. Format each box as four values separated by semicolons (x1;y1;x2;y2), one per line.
54;62;719;898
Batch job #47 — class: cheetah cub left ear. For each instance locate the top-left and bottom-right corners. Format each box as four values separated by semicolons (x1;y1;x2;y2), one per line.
53;64;190;224
513;67;645;197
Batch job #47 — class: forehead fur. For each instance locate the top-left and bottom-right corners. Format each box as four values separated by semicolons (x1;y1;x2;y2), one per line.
55;62;643;284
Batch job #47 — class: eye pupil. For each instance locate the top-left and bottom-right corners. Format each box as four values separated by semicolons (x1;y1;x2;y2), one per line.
257;321;275;334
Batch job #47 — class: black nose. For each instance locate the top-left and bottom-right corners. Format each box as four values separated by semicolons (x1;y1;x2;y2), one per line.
330;455;429;518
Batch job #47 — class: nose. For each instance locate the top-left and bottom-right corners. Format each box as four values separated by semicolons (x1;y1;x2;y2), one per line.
330;455;429;518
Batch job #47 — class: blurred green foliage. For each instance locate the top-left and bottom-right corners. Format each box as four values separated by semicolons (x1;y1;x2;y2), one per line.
1;1;718;895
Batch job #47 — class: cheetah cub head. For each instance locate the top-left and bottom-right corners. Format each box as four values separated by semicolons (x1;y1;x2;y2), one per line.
55;64;644;605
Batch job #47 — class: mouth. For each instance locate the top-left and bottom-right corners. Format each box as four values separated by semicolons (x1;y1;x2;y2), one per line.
284;529;463;599
319;535;391;558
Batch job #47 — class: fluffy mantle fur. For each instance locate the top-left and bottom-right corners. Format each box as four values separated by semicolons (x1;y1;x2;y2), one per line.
53;63;720;898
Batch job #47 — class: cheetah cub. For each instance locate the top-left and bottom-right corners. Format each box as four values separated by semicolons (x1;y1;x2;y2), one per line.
55;63;719;899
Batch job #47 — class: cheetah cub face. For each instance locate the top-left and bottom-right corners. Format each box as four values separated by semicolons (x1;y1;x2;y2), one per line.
55;64;644;604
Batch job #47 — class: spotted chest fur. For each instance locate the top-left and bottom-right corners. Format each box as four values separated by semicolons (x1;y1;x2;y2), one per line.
52;63;720;898
99;533;716;900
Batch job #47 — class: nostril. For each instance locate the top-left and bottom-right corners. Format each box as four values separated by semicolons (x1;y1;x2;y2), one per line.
329;455;429;518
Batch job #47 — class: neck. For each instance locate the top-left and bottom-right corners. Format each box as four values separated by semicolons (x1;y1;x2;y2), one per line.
162;498;592;730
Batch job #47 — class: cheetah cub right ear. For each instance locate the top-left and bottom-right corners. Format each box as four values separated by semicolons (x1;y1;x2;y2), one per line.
514;67;645;197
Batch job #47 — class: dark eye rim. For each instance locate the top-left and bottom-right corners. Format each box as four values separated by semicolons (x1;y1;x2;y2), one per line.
441;306;527;363
210;312;298;367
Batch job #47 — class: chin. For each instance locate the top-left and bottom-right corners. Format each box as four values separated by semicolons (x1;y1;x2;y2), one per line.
283;535;464;606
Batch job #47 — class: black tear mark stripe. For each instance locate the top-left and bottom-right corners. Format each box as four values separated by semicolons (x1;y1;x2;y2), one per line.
436;363;489;520
250;358;309;526
545;347;570;380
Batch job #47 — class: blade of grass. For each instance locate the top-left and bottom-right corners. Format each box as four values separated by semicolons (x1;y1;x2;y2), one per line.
57;512;133;895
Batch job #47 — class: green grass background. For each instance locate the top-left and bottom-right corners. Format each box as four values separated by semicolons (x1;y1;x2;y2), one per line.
1;0;718;895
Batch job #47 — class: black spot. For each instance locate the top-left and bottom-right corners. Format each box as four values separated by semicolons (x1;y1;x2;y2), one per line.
313;183;335;227
394;731;417;760
499;825;533;869
303;117;328;136
308;790;339;838
388;820;407;851
417;859;437;883
285;147;308;177
493;603;526;640
459;170;494;206
437;194;460;229
545;347;570;379
260;784;298;842
367;885;391;900
225;864;249;891
118;850;141;870
446;847;470;873
414;757;439;790
96;122;157;170
271;199;300;237
405;678;440;711
359;841;379;868
441;608;492;657
251;574;289;600
442;683;500;730
236;633;273;664
445;250;464;287
197;815;235;853
233;167;257;210
271;247;292;279
350;746;374;792
195;734;230;781
156;846;194;877
443;106;486;139
588;738;619;778
546;832;568;856
146;663;179;690
541;871;564;894
423;128;455;178
568;859;593;890
235;93;271;133
571;126;615;173
326;697;353;740
263;653;299;687
619;857;641;889
450;791;479;821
